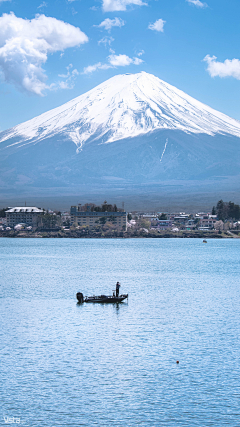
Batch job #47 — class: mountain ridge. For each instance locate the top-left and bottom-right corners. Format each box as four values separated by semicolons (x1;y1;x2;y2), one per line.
1;71;240;152
0;71;240;207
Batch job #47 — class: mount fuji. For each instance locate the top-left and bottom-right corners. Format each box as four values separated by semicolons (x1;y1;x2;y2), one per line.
1;71;240;208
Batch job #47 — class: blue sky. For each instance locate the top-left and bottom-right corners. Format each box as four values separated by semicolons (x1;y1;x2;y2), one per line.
0;0;240;130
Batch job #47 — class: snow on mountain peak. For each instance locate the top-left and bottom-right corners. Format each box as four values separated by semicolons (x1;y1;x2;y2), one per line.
2;71;240;149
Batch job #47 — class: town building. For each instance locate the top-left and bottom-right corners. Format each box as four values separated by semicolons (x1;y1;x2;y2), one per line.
141;214;158;220
6;207;44;228
61;212;71;224
70;204;127;230
196;214;217;230
199;218;217;229
172;214;189;225
151;219;172;230
184;219;195;230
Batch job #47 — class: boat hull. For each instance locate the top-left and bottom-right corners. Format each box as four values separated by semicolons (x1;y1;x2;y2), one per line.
84;294;128;303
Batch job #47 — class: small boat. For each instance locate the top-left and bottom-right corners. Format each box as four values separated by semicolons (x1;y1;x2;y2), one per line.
203;239;207;243
76;292;128;304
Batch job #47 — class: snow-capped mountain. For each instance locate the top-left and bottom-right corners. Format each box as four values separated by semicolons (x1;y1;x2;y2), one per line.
1;72;240;207
1;71;240;152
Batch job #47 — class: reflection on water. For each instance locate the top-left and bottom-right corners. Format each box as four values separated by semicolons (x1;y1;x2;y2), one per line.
1;238;240;426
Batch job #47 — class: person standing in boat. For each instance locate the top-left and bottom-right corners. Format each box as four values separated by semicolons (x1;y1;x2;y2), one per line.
116;282;120;297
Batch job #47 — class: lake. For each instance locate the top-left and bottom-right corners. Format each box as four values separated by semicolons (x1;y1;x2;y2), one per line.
1;238;240;426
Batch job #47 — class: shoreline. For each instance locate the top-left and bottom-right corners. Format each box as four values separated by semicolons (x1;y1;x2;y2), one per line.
0;230;238;239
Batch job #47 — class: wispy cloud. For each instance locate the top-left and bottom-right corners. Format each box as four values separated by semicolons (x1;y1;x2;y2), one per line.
82;62;111;74
98;36;115;47
83;53;143;74
186;0;208;8
0;13;88;95
102;0;147;12
38;1;47;8
56;64;79;90
96;17;125;32
204;55;240;80
71;7;78;15
137;50;144;57
148;18;165;32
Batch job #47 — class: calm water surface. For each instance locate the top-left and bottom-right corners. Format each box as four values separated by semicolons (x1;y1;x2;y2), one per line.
1;238;240;426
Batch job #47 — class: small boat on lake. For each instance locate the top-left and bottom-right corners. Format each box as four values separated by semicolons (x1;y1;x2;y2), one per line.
76;292;128;304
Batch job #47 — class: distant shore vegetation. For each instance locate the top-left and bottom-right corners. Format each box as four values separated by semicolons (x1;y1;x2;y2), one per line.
1;199;240;239
0;227;238;239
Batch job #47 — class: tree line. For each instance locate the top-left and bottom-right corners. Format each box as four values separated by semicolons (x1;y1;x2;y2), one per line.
91;202;118;212
212;200;240;221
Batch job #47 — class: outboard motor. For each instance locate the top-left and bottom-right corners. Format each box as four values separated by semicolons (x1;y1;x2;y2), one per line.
76;292;84;303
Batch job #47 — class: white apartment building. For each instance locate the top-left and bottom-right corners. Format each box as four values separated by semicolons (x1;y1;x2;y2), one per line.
6;207;44;228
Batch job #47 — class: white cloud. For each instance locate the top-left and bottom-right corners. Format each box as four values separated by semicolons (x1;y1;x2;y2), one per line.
186;0;208;8
108;53;142;66
204;55;240;80
148;18;165;32
83;53;143;74
0;13;88;95
102;0;147;12
98;36;115;46
96;17;125;32
56;64;79;90
133;57;143;65
137;49;144;57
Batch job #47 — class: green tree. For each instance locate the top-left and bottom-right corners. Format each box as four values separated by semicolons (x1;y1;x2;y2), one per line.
228;201;240;220
108;215;117;223
216;200;228;220
212;206;216;215
138;219;151;230
92;202;119;212
38;213;57;229
216;199;240;220
98;217;107;225
0;208;7;218
158;213;167;220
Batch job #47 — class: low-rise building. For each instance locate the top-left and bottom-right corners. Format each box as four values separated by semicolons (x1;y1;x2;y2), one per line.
141;214;158;220
199;216;217;229
151;219;172;230
185;219;195;230
6;207;44;228
70;204;127;230
172;214;189;225
61;212;71;224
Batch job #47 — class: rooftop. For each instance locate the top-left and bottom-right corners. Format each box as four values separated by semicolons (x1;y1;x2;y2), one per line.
6;207;44;213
